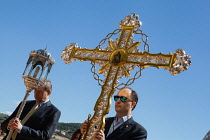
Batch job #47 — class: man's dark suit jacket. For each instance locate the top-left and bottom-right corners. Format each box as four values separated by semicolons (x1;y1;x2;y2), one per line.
1;100;61;140
104;117;147;140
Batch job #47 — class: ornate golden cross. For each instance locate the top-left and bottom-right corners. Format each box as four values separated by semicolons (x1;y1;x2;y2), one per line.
61;14;191;140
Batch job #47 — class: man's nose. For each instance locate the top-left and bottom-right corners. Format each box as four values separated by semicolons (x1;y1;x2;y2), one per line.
116;98;121;103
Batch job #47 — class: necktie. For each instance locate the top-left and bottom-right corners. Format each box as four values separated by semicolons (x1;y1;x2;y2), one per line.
12;103;40;140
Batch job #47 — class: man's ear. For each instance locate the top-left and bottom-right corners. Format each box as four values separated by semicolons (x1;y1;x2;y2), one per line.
47;90;51;95
131;101;136;108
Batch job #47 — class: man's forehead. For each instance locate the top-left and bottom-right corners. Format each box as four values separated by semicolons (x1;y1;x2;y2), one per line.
118;88;132;95
35;85;45;90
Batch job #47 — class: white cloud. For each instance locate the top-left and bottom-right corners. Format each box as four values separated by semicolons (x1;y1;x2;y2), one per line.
14;101;20;105
5;111;12;115
1;101;20;116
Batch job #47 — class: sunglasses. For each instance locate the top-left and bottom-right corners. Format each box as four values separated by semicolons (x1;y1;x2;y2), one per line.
114;96;132;102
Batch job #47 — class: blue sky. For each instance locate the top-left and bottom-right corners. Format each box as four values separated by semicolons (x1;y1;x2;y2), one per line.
0;0;209;140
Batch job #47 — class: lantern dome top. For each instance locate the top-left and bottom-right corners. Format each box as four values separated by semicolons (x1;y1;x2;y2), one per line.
30;49;55;64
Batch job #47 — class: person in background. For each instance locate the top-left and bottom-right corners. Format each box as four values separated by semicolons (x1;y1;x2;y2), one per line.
70;129;82;140
80;87;147;140
1;79;61;140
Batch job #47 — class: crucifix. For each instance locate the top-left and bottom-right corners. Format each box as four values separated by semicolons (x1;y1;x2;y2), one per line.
61;13;191;140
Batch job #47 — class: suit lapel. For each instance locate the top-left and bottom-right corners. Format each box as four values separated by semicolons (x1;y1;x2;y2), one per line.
33;101;51;117
104;117;115;136
19;101;36;120
26;101;52;123
106;117;134;140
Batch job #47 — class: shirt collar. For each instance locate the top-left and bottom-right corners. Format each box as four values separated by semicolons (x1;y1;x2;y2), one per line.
115;115;132;123
37;99;50;106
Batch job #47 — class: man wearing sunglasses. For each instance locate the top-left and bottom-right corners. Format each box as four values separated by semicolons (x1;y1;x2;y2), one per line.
81;87;147;140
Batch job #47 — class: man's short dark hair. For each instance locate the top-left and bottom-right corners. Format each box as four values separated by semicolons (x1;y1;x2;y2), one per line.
130;88;138;111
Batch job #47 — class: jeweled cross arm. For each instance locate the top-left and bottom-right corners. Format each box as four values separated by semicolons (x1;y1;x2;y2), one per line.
61;43;191;76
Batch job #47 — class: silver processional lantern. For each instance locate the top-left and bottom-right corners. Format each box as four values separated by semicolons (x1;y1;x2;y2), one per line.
22;48;55;91
6;48;55;140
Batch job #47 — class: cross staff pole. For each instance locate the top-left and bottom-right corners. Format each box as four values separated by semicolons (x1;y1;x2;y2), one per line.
61;14;191;140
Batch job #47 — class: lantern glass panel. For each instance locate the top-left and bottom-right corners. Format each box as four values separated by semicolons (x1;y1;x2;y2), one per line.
41;62;52;79
29;61;43;79
23;57;33;76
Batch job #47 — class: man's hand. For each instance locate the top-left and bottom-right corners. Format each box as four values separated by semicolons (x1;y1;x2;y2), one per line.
94;130;105;140
80;120;89;135
80;121;105;140
8;118;22;131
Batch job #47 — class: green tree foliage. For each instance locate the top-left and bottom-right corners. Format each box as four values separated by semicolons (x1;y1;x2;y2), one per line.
57;122;81;137
0;113;8;123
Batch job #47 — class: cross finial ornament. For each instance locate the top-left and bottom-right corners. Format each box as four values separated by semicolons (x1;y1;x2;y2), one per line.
61;13;191;140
